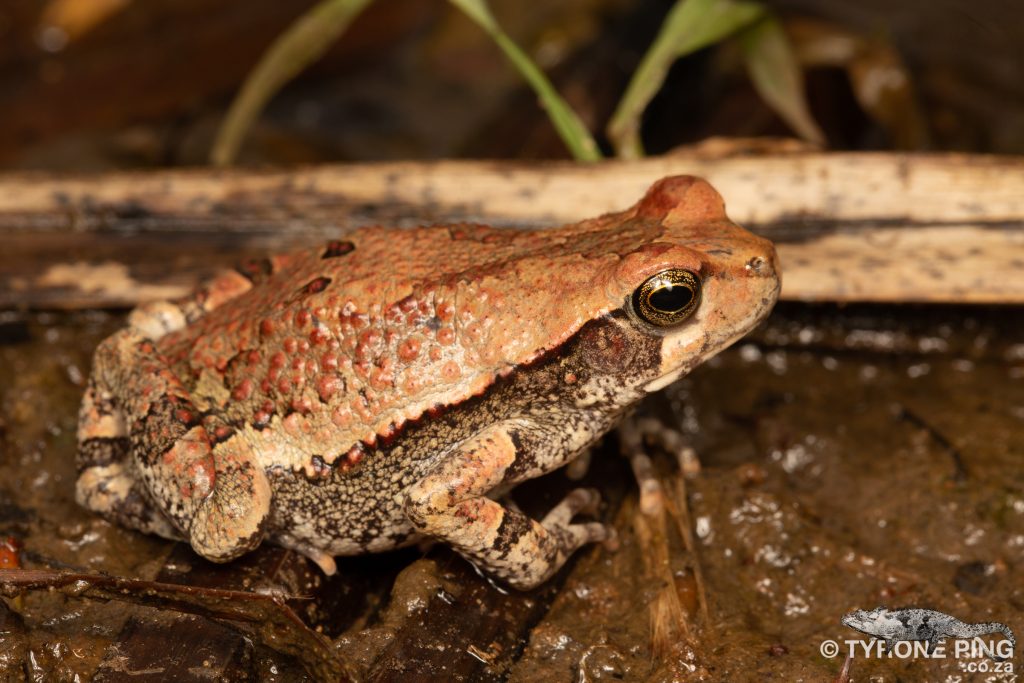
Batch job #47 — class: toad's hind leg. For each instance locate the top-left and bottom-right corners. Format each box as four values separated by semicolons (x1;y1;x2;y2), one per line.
76;272;270;563
402;425;612;590
77;378;180;540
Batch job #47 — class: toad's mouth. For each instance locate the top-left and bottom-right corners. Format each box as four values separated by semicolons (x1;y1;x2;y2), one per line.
643;364;688;393
640;314;766;394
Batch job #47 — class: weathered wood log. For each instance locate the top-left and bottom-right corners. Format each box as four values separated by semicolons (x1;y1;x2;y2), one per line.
2;153;1022;307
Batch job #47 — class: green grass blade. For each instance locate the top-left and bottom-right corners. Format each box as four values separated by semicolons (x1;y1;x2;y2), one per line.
210;0;375;166
740;17;824;145
448;0;602;161
608;0;765;159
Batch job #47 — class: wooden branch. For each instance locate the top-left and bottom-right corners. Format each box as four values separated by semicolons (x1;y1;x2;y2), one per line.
0;566;354;682
2;152;1022;308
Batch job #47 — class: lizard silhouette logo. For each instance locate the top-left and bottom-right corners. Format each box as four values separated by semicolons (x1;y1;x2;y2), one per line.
840;606;1015;662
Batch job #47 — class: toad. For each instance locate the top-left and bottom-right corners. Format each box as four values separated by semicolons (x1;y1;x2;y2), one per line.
76;176;779;589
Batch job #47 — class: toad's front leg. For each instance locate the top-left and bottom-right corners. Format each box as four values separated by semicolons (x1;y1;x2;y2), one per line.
402;424;612;590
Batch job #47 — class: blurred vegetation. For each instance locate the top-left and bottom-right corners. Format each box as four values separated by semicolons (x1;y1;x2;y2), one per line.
212;0;825;164
3;0;1020;168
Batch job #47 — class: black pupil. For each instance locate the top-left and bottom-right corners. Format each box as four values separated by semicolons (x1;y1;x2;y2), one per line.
650;283;693;312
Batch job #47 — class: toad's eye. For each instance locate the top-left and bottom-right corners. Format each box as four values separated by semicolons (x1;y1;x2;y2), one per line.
631;268;702;327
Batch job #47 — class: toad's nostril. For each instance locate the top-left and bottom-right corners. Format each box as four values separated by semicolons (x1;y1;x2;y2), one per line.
746;256;767;272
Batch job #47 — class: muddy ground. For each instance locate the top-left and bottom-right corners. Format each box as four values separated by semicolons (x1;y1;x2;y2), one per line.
0;303;1021;681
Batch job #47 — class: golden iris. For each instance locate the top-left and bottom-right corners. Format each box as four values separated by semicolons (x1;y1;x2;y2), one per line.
632;269;701;327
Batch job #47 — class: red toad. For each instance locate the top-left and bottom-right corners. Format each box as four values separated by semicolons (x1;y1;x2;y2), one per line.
76;176;779;589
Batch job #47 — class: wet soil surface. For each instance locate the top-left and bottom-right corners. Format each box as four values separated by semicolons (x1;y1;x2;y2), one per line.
0;303;1021;681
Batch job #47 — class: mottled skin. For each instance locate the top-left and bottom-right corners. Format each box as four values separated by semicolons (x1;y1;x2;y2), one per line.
77;176;779;589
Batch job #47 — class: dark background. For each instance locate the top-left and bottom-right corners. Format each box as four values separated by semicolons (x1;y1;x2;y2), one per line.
1;0;1022;170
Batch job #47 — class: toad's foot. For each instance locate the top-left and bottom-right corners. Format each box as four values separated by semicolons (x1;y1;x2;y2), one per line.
403;424;612;590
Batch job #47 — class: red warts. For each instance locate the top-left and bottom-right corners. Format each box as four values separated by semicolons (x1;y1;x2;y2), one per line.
564;372;578;384
331;404;352;427
298;277;332;297
403;374;423;394
270;351;286;369
398;295;418;313
283;412;308;435
283;337;299;354
464;322;483;342
321;352;339;372
235;257;273;283
183;460;215;498
338;444;365;471
436;327;455;345
317;375;343;402
436;301;455;322
369;367;394;391
308;455;332;479
247;350;261;366
385;305;403;324
398;336;421;361
441;360;461;381
294;309;311;328
352;394;373;421
389;295;419;323
356;330;382;360
291;396;313;415
309;325;330;346
321;240;355;259
253;400;275;428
